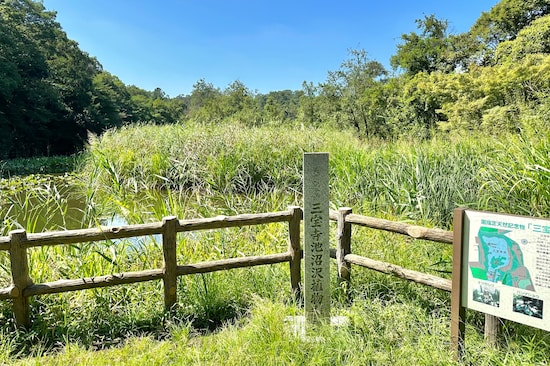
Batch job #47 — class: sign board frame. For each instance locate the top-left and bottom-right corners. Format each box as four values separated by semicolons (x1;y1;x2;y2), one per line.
452;208;550;358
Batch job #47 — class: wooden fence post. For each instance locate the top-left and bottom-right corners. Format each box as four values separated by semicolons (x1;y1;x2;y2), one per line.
288;206;302;303
337;207;352;296
9;229;33;328
162;216;178;311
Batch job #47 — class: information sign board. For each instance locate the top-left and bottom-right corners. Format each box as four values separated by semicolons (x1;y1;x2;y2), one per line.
462;210;550;330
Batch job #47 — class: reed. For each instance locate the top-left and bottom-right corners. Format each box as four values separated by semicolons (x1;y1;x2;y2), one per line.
81;123;495;228
478;134;550;217
2;123;550;362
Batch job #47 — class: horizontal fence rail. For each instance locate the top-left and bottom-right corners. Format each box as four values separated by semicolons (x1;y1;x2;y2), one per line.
22;253;293;298
0;206;454;329
329;209;453;244
330;208;452;292
5;211;296;249
344;254;452;292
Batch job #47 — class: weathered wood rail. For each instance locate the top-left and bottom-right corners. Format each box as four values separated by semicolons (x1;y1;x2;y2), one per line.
331;208;452;293
0;206;455;329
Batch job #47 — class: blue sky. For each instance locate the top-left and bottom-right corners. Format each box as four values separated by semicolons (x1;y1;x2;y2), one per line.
42;0;500;97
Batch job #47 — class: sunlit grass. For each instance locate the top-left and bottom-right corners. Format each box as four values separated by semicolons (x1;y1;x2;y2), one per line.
2;123;550;363
8;299;550;365
82;123;495;228
478;134;550;217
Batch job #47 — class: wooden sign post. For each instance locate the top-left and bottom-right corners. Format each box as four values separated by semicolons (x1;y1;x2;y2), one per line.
451;208;466;361
303;152;330;323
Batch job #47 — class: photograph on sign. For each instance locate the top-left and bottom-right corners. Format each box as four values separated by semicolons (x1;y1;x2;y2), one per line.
462;210;550;330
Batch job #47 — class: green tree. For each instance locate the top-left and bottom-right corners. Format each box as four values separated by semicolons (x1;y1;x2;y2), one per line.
127;85;155;123
187;79;223;123
495;15;550;63
151;88;185;124
259;90;302;123
89;71;133;131
435;55;550;134
470;0;550;64
322;49;388;136
221;80;255;119
0;0;101;157
0;0;61;157
298;82;322;126
125;86;185;124
391;15;453;75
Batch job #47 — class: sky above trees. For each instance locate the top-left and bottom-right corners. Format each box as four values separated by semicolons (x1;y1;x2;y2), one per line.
41;0;499;97
3;0;549;159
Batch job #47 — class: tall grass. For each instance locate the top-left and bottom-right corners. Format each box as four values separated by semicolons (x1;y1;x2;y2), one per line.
82;123;321;195
2;122;550;363
9;299;550;365
82;123;498;228
478;134;550;217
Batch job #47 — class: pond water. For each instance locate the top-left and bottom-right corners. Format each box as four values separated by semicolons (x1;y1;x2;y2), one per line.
1;174;294;247
100;214;162;248
0;177;161;248
1;187;86;233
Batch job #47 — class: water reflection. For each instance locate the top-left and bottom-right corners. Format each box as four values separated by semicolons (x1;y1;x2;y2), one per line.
1;183;87;234
101;214;162;249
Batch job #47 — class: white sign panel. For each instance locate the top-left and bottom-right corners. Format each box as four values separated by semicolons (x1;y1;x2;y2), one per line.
463;210;550;330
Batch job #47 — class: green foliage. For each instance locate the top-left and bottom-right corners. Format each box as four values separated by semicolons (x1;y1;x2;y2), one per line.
186;79;304;127
383;53;550;135
7;299;550;365
186;79;224;124
81;123;550;229
257;89;302;124
318;49;390;137
89;72;133;131
478;135;550;217
81;123;319;196
391;15;454;75
4;124;550;361
0;156;77;178
495;14;550;64
4;1;550;358
0;0;63;157
0;174;87;236
471;0;550;53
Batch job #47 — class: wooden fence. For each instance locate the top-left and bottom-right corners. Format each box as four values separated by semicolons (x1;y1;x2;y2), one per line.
0;206;458;332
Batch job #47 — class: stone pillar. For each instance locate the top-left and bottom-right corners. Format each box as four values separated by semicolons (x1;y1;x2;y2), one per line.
303;152;330;323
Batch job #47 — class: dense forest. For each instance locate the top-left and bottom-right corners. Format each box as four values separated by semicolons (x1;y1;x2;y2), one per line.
1;0;550;159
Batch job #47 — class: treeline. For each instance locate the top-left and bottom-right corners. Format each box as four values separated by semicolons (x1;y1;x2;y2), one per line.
0;0;185;158
2;0;550;159
184;0;550;139
300;1;550;139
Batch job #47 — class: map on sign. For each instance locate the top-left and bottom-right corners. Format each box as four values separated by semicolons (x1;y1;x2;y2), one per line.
469;226;534;290
462;210;550;331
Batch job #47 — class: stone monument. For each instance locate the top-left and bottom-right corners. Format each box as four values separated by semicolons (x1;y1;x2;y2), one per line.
303;152;330;323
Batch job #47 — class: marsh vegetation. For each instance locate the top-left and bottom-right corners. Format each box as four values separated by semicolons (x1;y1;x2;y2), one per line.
1;124;550;364
3;0;550;363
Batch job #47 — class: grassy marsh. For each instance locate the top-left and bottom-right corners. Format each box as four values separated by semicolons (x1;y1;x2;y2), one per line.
2;123;550;364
